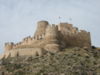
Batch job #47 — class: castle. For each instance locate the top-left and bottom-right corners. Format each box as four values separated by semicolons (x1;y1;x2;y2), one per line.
0;21;91;59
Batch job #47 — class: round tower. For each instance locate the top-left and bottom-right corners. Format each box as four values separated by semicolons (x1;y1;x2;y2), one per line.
4;42;14;51
34;21;49;40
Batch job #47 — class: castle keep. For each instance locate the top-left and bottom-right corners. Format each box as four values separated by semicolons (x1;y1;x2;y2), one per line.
0;21;91;59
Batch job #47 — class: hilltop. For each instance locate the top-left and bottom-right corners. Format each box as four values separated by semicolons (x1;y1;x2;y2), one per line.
0;47;100;75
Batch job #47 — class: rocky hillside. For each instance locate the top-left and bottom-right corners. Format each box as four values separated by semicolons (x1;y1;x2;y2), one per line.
0;47;100;75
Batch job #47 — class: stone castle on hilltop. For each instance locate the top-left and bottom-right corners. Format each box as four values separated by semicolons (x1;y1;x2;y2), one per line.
0;21;91;59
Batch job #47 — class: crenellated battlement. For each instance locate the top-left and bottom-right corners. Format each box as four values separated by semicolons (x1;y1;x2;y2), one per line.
4;42;14;51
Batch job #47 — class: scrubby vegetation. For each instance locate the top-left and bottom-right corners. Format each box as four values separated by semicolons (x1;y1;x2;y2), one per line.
0;47;100;75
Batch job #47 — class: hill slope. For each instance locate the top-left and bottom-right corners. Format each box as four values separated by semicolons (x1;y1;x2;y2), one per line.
0;47;100;75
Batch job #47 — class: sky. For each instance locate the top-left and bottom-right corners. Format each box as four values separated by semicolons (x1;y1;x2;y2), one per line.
0;0;100;53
